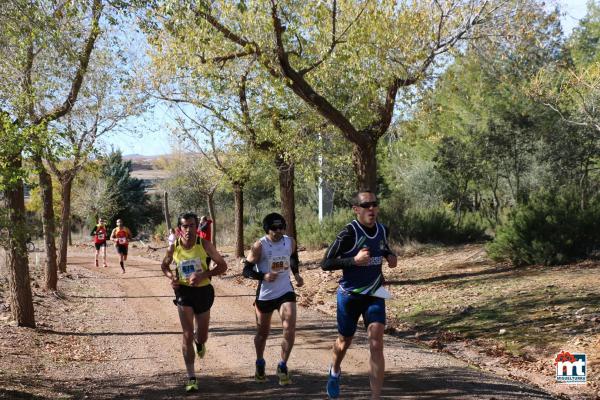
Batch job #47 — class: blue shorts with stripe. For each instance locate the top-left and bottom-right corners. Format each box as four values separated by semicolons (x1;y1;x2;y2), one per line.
336;287;385;337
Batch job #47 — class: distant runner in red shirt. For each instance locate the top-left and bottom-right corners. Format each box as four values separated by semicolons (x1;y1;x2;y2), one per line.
110;218;131;273
198;216;212;242
90;217;108;268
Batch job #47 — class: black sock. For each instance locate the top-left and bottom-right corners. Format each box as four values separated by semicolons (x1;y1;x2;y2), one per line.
120;261;124;269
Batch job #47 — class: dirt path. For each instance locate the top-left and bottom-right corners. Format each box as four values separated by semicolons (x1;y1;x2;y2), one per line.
2;249;558;399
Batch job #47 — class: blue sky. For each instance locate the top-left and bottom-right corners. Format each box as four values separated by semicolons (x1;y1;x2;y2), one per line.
105;0;592;157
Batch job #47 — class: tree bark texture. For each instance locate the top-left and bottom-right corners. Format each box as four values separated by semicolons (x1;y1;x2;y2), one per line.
275;157;297;241
37;164;58;291
57;177;74;273
233;182;244;258
4;157;35;327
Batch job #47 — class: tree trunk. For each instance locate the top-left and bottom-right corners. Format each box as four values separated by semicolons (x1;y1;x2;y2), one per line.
206;191;216;247
4;161;35;327
37;163;58;291
57;176;74;273
163;191;172;230
352;138;378;192
233;181;244;258
275;156;297;240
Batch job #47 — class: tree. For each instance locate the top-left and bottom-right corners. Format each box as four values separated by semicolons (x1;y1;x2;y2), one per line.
156;0;542;191
102;151;149;236
0;0;103;322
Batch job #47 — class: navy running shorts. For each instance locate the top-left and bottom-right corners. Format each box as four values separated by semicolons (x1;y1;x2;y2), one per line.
336;287;385;337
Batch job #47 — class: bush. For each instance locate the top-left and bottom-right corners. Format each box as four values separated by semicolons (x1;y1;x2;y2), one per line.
399;208;487;244
487;188;600;265
296;208;354;250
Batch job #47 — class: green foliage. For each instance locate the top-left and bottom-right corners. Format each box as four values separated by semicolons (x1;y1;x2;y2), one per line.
487;187;600;265
296;207;354;250
101;151;149;236
385;206;487;245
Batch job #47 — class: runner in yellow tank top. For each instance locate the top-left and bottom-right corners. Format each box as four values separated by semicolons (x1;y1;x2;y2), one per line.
161;212;228;393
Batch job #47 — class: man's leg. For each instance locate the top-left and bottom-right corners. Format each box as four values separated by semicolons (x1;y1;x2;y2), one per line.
254;306;272;361
177;305;196;379
194;309;210;358
95;248;99;266
367;322;385;400
102;245;107;267
279;301;297;363
332;334;353;373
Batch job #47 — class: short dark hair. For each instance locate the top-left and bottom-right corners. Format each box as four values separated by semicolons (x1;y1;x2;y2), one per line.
351;190;376;206
178;212;199;227
262;212;286;233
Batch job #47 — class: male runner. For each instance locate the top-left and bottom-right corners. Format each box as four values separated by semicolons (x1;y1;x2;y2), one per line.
110;218;131;273
321;191;397;399
243;213;304;386
161;212;228;393
90;217;108;268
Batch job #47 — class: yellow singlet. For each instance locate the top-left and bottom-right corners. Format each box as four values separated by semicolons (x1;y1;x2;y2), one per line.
173;237;210;287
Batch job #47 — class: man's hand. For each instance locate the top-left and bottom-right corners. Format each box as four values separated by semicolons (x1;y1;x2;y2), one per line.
170;276;180;289
294;274;304;287
353;247;370;266
189;271;209;286
386;254;398;269
263;272;278;282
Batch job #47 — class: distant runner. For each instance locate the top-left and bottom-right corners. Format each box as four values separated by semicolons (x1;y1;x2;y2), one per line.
161;212;227;393
90;217;108;268
321;191;397;400
110;218;131;273
243;213;304;386
197;215;212;242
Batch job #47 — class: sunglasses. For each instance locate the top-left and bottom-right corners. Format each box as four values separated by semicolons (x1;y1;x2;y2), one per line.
357;201;379;209
269;225;286;231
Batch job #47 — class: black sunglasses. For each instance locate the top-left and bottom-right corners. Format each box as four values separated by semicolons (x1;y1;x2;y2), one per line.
269;225;286;231
357;201;379;209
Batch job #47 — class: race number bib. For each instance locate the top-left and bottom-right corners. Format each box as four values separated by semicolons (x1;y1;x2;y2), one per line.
118;237;127;244
97;232;105;240
178;259;201;279
270;255;289;273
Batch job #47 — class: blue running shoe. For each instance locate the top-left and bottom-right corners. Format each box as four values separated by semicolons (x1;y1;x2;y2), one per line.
326;367;340;399
255;358;267;382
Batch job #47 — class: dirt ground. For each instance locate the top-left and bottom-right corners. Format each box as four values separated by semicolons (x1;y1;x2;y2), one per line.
0;242;594;399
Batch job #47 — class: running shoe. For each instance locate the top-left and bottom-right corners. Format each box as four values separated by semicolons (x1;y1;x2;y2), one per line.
276;362;292;386
255;359;266;382
185;378;198;393
195;341;206;358
326;367;340;399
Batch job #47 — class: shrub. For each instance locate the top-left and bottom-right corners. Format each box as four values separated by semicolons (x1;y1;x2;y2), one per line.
487;188;600;265
296;208;354;250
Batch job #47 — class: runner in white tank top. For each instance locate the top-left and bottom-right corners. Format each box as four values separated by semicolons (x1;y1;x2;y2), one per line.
243;213;304;386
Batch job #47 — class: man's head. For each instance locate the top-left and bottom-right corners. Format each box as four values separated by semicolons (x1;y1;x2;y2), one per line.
98;218;105;226
116;219;123;227
351;191;379;227
262;212;286;241
178;212;199;243
200;215;207;223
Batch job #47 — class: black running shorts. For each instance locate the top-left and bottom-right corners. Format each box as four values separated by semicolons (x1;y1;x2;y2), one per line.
255;291;296;314
174;284;215;314
116;244;128;255
94;242;106;250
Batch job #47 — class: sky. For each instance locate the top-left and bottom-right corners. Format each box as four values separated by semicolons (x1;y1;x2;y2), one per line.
104;0;593;157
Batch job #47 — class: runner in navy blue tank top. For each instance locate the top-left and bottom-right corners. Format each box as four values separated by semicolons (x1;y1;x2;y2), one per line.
321;191;397;400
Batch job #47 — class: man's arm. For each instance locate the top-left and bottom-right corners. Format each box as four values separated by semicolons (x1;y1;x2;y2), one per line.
110;228;117;241
90;226;97;236
201;239;228;278
290;238;304;287
161;245;178;287
382;225;398;268
321;225;359;271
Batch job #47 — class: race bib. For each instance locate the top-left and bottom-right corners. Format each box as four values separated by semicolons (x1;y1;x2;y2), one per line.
270;255;289;273
97;232;105;240
178;259;201;279
118;237;127;244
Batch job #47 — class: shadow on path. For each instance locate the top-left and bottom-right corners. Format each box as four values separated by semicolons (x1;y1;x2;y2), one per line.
0;367;555;400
